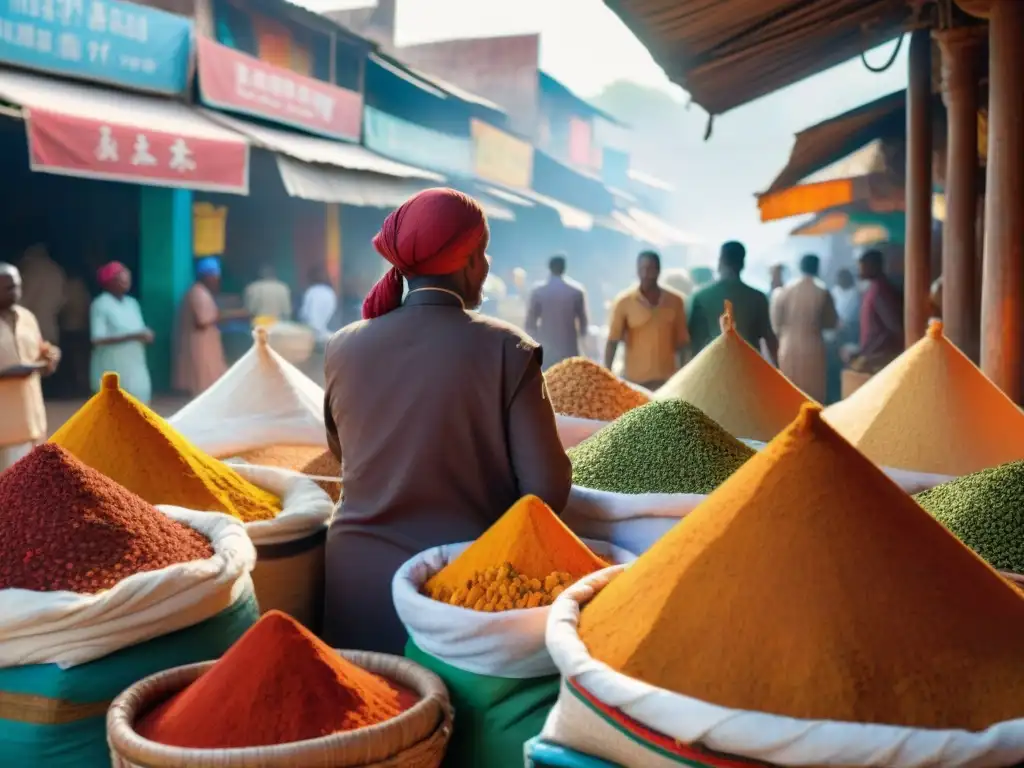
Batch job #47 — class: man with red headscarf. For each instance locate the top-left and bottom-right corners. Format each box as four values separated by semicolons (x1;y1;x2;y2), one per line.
322;188;571;653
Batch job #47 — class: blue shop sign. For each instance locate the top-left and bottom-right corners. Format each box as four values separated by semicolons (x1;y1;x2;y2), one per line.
364;106;472;178
0;0;192;94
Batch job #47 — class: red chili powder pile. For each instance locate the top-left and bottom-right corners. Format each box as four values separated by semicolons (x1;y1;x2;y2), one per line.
138;611;418;749
0;444;214;593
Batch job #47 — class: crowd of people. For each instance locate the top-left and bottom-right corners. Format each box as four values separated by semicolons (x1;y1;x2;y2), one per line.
519;239;904;405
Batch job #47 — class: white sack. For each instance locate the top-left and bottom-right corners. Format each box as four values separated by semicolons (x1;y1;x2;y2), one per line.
393;540;634;679
542;567;1024;768
168;328;326;457
741;439;955;494
556;414;608;450
562;485;703;555
226;463;335;546
0;509;255;669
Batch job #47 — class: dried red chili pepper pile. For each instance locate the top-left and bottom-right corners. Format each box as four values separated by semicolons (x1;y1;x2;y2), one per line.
0;444;214;593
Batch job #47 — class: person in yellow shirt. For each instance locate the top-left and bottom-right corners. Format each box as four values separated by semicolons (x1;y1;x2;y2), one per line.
604;251;689;389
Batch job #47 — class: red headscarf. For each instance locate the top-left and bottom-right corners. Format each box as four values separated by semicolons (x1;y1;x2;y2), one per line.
362;188;488;320
97;261;127;290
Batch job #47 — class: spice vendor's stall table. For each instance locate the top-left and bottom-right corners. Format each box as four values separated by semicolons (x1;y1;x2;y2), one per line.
0;447;258;768
395;503;634;768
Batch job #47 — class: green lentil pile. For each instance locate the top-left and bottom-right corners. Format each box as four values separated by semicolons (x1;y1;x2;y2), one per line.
568;399;754;494
915;460;1024;574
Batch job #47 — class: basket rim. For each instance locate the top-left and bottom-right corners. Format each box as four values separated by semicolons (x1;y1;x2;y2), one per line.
107;648;450;766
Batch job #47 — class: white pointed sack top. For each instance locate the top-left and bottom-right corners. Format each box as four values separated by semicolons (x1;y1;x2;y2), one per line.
168;328;326;457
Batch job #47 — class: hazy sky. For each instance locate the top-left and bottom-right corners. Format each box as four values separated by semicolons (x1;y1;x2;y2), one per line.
303;0;910;266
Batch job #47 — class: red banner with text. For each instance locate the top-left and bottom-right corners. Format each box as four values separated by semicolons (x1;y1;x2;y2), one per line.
26;108;250;193
196;36;362;142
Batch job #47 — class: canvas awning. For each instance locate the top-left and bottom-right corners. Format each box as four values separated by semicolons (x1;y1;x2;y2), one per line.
481;184;594;230
0;67;249;193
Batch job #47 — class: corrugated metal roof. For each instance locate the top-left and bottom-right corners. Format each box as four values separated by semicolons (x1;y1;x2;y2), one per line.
203;110;442;179
602;0;919;116
538;71;627;127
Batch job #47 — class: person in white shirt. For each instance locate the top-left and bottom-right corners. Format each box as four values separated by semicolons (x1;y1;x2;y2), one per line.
243;264;292;320
299;268;338;343
0;263;61;471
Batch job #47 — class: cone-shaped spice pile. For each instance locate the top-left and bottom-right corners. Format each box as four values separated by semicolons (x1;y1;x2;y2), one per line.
50;372;280;521
139;611;417;748
0;444;213;593
424;495;608;607
823;320;1024;475
545;357;650;421
580;404;1024;730
569;399;753;494
655;301;811;441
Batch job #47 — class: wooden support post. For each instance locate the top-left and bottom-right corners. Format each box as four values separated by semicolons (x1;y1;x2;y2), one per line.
904;29;933;348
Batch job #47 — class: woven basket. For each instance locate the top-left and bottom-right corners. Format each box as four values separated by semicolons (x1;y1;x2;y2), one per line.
107;650;453;768
251;528;327;633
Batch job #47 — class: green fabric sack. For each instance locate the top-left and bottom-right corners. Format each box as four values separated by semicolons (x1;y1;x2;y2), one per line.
0;590;259;768
407;639;560;768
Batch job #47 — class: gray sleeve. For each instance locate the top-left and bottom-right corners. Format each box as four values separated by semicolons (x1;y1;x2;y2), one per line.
506;343;572;513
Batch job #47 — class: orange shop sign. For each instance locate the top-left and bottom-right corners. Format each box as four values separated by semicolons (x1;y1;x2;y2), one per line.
471;119;533;189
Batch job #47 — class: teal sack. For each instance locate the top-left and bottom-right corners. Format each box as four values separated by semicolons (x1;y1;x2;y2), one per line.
0;589;258;768
525;737;621;768
407;639;559;768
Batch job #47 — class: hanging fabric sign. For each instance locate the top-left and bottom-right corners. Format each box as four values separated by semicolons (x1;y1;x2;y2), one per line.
196;36;362;142
470;118;532;189
0;0;192;93
26;108;249;193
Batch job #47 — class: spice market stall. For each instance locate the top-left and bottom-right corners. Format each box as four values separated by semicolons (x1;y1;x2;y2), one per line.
394;495;633;768
50;373;333;630
108;611;453;767
0;446;258;768
537;404;1024;767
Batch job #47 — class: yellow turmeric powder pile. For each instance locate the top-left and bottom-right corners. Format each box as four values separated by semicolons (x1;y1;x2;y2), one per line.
655;301;811;441
424;495;608;606
427;563;574;611
544;357;650;421
579;403;1024;731
823;320;1024;475
50;373;280;522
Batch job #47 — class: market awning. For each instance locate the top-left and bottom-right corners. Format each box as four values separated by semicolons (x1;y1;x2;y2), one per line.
601;0;918;116
203;111;440;181
0;67;249;194
790;207;906;245
481;184;594;230
626;208;700;245
758;173;904;222
275;158;514;219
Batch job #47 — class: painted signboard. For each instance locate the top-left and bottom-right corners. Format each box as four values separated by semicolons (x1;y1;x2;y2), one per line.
470;118;532;189
0;0;192;93
363;106;470;177
27;107;249;193
197;36;362;142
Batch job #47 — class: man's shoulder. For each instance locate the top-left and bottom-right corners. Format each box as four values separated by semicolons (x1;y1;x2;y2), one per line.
611;285;638;306
13;305;41;331
563;276;587;294
470;312;540;352
661;285;686;307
